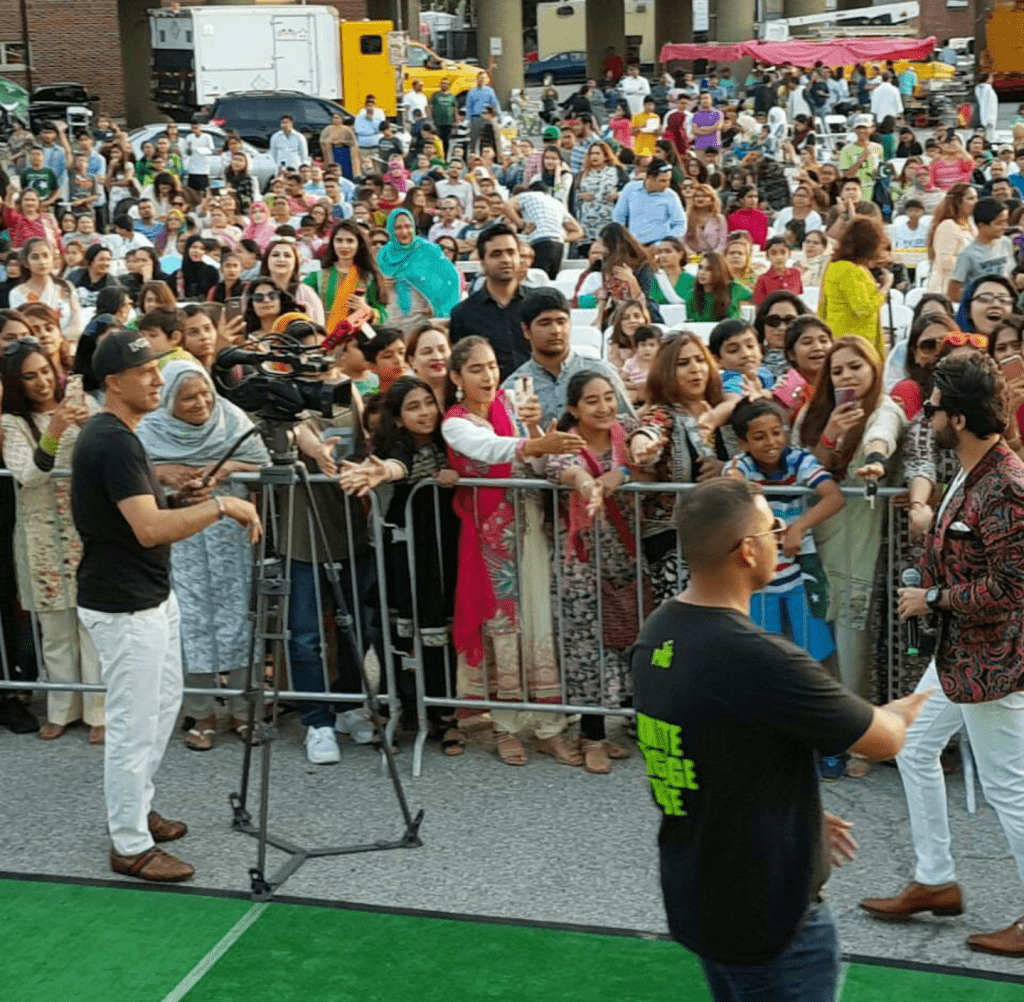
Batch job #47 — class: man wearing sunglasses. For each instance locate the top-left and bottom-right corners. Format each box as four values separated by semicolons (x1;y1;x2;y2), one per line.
863;353;1024;957
633;479;929;1000
71;331;262;883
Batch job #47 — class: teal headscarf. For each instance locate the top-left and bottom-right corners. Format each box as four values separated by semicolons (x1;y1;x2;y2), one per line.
376;208;461;319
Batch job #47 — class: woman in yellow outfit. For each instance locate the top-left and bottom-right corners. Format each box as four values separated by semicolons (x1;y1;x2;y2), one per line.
820;217;891;360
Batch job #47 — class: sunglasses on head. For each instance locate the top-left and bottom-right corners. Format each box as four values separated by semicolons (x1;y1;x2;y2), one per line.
3;336;40;357
729;516;786;552
941;331;988;350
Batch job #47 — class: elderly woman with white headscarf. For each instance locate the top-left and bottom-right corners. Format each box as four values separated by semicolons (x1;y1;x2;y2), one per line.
137;359;270;751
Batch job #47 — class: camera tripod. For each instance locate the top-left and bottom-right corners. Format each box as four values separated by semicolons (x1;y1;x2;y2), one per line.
228;421;423;900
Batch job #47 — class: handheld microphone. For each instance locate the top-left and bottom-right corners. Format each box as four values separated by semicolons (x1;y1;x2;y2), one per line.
322;306;375;353
901;567;922;656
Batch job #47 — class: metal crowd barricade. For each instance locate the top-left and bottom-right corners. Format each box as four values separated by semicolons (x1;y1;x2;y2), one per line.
378;476;907;777
0;469;401;757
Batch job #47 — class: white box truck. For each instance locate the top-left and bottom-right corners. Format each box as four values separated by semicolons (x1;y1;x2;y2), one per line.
150;5;342;117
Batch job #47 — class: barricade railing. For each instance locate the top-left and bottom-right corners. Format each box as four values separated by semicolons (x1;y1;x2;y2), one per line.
0;469;401;753
0;467;916;778
389;477;908;777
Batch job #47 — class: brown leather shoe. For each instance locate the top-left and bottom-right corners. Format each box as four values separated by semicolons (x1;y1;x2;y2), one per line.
860;881;964;920
148;810;187;843
110;846;194;883
967;917;1024;957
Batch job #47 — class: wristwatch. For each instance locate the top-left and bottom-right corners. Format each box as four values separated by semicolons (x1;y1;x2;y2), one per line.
925;586;943;612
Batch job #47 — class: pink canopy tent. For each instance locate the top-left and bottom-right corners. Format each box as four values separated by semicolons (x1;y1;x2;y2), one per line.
659;36;937;66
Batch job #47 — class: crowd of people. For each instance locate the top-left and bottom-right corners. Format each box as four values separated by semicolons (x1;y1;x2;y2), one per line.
0;57;1022;785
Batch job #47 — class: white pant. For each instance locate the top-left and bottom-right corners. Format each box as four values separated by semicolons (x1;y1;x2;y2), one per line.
37;608;104;727
79;594;183;856
896;660;1024;886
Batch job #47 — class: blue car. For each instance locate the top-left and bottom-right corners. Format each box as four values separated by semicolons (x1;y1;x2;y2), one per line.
525;51;587;86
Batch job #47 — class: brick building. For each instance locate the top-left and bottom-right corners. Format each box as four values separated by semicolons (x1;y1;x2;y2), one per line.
0;0;367;126
917;0;976;48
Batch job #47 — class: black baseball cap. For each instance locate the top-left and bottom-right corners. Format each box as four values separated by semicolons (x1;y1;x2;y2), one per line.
91;330;165;382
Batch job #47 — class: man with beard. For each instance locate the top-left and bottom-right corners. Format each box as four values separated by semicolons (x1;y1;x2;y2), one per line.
863;353;1024;958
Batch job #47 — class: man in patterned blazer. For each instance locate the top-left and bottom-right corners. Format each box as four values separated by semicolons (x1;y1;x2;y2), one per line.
860;353;1024;958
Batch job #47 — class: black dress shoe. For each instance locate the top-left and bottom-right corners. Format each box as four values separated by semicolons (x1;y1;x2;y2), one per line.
0;696;39;733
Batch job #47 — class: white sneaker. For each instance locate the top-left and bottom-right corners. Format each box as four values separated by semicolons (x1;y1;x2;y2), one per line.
335;707;374;745
305;725;340;764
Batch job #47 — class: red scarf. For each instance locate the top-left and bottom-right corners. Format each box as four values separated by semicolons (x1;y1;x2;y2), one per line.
565;422;632;566
445;391;516;666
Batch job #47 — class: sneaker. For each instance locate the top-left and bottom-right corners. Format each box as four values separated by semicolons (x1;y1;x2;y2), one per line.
335;708;374;744
305;725;340;764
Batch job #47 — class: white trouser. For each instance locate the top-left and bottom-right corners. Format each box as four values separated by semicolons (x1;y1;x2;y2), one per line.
79;594;182;857
37;608;104;727
896;660;1024;886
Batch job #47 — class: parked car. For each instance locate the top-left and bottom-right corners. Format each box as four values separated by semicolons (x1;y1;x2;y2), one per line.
28;82;97;134
524;51;587;87
127;123;276;192
208;91;354;159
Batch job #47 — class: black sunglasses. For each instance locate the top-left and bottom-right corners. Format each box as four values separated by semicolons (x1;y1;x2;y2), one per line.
251;290;281;303
922;401;948;420
3;336;40;357
763;315;794;328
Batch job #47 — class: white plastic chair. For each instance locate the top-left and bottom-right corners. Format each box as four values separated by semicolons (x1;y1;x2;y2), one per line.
658;304;688;328
553;277;578;300
881;303;914;341
802;286;821;311
570;307;599;329
684;322;718;344
886;288;905;308
883;339;908;393
571;325;604;357
914;259;930;288
556;267;586;284
904;286;925;311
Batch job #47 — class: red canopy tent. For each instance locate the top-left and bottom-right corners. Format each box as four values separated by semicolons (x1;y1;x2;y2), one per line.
659;36;937;66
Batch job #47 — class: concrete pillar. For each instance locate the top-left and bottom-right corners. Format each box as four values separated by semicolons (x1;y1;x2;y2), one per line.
655;1;693;71
476;0;523;105
783;0;828;16
402;0;420;44
586;0;627;81
118;0;162;127
716;0;758;42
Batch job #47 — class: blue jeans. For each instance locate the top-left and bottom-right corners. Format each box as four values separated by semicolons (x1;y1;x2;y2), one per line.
699;902;840;1002
287;557;376;729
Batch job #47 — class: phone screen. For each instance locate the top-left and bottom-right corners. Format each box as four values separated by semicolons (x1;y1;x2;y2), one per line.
1001;354;1024;382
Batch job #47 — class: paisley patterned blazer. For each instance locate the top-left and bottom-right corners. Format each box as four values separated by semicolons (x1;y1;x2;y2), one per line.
920;441;1024;703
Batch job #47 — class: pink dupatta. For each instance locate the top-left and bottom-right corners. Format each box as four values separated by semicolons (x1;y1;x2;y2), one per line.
445;392;516;667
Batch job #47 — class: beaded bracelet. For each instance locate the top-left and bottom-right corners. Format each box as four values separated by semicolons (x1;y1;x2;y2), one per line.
40;432;60;456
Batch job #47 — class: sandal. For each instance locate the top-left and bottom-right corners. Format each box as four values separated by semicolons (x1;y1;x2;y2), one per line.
88;725;105;745
441;727;466;757
38;722;67;741
230;719;260;746
535;734;583;767
604;740;630;760
494;731;527;767
185;716;217;752
581;738;611;775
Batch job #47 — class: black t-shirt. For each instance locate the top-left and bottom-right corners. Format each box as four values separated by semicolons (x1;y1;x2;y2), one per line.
71;413;171;612
631;600;873;966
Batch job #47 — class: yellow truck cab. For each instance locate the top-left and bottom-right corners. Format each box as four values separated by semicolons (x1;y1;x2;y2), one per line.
402;42;480;99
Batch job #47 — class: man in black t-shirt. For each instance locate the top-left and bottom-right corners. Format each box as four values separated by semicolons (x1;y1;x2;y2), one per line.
72;331;261;884
632;479;930;1001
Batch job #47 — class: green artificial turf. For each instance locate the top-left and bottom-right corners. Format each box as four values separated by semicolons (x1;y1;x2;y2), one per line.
0;878;252;1002
2;879;1021;1002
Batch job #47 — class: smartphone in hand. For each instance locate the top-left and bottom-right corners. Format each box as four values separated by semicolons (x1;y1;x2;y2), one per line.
1000;354;1024;383
836;387;858;408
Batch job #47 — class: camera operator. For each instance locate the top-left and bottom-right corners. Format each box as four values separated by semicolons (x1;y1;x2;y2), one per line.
270;320;379;766
72;331;262;883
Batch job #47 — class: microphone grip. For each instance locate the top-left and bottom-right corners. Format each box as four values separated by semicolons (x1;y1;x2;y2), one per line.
906;615;920;657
